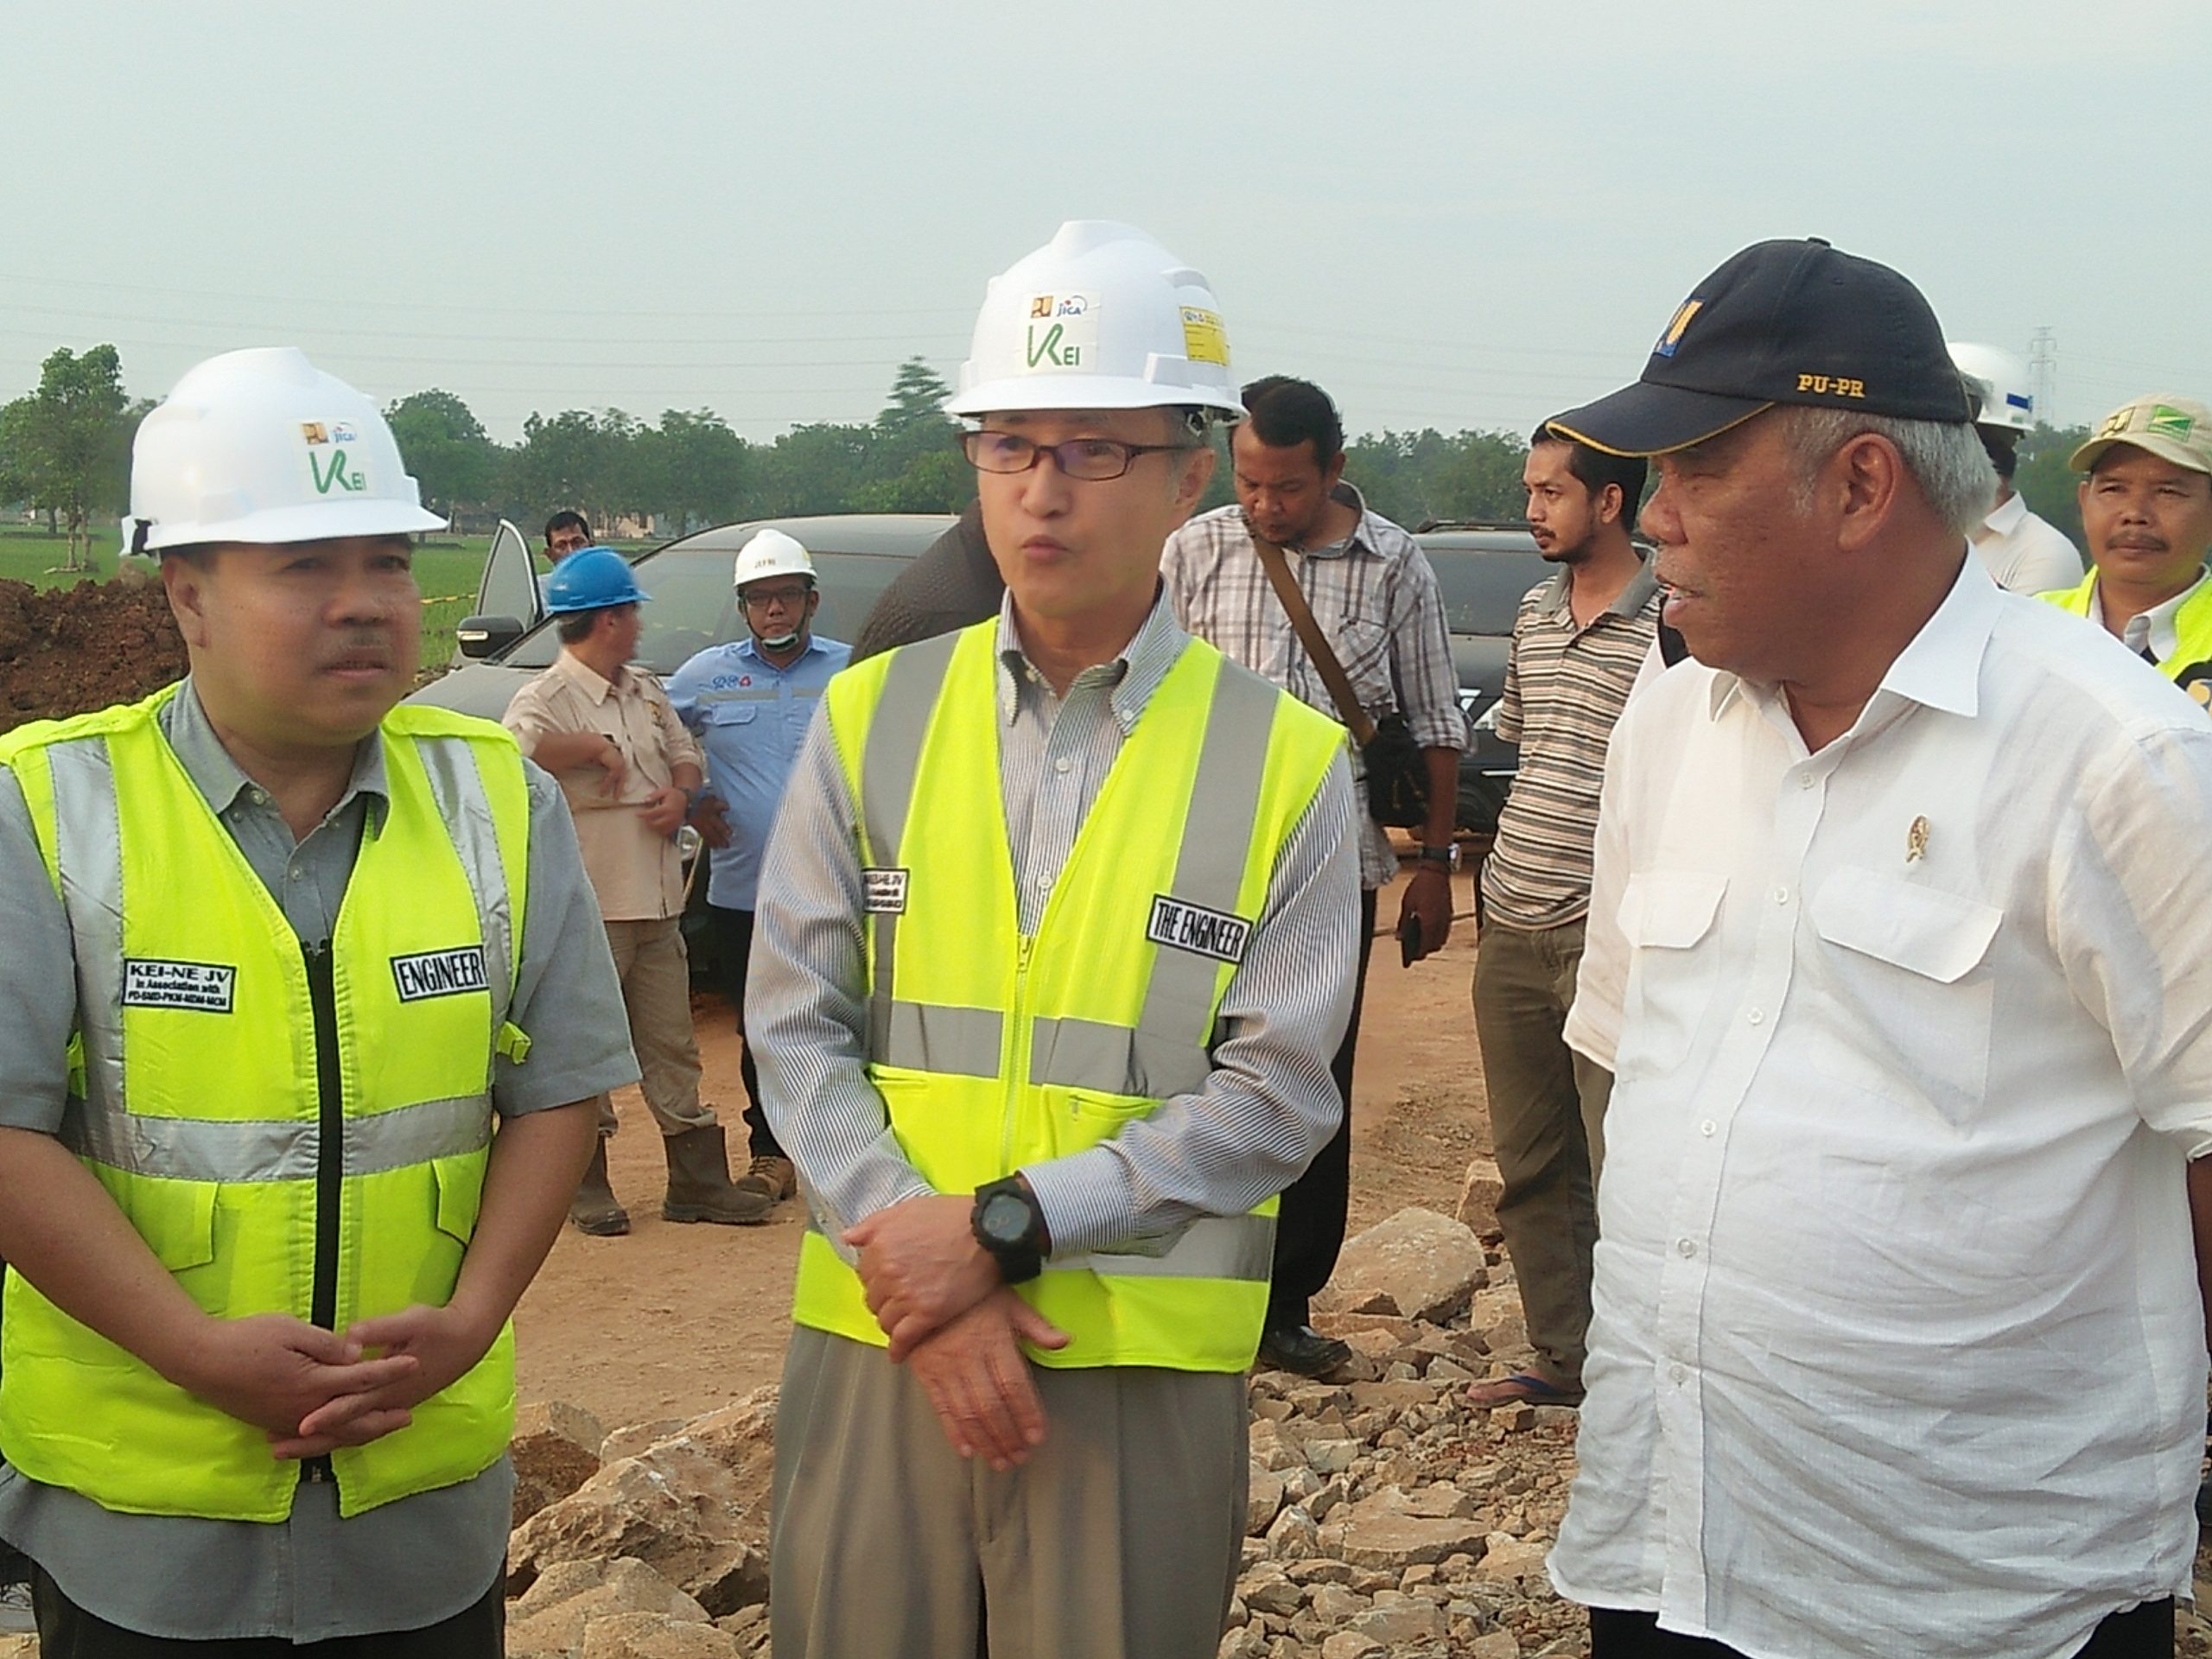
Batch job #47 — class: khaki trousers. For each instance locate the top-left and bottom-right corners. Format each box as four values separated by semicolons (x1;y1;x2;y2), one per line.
595;918;714;1138
771;1327;1247;1659
1471;916;1612;1391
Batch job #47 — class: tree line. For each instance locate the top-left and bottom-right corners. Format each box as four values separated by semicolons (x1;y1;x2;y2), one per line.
0;341;2096;556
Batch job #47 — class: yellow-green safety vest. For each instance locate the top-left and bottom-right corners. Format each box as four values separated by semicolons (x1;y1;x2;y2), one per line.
2042;570;2212;707
0;686;532;1522
791;622;1347;1372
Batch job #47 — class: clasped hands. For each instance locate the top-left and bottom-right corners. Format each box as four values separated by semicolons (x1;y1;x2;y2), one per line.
845;1193;1067;1471
174;1301;497;1463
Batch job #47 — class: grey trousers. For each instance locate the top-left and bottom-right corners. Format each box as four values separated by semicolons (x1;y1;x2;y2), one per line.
1471;916;1614;1390
594;918;714;1138
772;1327;1248;1659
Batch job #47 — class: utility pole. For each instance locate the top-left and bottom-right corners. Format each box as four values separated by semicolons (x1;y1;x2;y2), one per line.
2027;327;2056;426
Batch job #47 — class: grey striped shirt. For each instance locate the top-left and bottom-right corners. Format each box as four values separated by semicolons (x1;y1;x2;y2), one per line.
1479;562;1662;930
747;589;1360;1263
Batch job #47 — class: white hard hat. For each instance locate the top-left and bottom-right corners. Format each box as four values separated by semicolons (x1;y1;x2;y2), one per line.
943;220;1241;419
130;346;448;552
1947;341;2037;434
732;527;816;589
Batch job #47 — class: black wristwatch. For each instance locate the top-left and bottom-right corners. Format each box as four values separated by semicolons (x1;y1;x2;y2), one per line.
1417;842;1459;872
971;1176;1047;1286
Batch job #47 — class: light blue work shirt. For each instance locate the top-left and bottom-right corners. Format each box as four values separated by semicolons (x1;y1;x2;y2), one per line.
667;632;851;911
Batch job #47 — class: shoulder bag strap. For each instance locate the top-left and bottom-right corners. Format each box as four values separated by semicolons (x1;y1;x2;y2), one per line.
1249;533;1377;746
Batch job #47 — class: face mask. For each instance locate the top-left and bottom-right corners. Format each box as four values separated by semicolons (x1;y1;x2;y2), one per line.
756;626;801;651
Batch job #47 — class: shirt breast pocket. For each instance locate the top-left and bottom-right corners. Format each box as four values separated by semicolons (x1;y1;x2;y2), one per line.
1613;870;1727;1078
1332;615;1394;704
1807;866;2002;1113
705;702;760;728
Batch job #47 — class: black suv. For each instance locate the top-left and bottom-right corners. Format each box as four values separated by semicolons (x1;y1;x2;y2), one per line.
1411;521;1552;836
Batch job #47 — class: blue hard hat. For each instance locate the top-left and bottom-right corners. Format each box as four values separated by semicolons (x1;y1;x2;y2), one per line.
543;546;650;615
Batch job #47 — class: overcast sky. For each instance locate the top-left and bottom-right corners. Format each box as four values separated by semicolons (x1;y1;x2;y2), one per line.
6;2;2204;445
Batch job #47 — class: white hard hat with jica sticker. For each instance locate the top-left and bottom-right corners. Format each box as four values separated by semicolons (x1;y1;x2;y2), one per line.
129;346;447;552
943;220;1242;417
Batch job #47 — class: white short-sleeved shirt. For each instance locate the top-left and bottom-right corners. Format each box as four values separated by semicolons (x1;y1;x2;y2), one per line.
1558;555;2212;1658
1973;491;2082;594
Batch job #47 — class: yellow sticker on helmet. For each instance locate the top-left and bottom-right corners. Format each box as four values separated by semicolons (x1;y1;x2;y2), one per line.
1181;308;1229;367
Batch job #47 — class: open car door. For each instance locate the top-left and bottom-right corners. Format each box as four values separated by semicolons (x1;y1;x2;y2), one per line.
454;519;543;662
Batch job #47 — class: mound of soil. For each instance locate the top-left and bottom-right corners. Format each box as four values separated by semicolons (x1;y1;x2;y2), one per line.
0;575;187;736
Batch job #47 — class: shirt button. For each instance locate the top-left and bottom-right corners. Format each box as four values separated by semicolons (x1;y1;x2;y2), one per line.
248;788;269;806
1053;757;1071;774
1773;886;1790;905
287;868;303;882
1745;1007;1764;1026
1670;1363;1688;1385
1033;874;1052;891
1699;1119;1716;1137
1799;773;1815;791
1676;1237;1697;1258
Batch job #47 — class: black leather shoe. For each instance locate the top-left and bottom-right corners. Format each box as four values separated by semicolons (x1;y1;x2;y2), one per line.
1257;1325;1352;1377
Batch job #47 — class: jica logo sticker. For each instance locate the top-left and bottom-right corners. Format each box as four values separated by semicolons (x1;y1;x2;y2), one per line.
1023;293;1097;372
301;421;367;494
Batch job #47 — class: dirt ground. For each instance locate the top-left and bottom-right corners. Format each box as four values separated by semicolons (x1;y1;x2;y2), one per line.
0;575;184;734
512;863;1489;1433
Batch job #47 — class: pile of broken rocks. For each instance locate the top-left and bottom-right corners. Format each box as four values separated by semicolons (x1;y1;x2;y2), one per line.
498;1164;1599;1659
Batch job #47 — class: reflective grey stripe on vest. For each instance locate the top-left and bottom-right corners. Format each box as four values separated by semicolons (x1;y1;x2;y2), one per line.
413;734;519;1035
1044;1212;1275;1283
858;630;968;1066
1027;661;1279;1096
47;738;127;1123
42;726;517;1173
60;1092;493;1183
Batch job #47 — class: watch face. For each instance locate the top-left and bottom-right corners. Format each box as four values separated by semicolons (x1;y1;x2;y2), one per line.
980;1191;1031;1246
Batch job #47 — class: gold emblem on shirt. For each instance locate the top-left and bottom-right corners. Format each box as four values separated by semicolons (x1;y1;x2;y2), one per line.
1905;815;1929;863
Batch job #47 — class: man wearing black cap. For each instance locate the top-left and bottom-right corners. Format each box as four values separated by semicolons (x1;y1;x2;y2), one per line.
1548;238;2212;1658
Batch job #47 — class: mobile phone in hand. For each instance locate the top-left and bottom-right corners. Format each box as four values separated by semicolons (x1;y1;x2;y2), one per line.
1398;910;1421;968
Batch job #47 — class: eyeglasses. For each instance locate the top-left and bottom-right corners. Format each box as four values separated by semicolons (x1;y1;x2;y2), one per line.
741;585;811;612
961;430;1201;482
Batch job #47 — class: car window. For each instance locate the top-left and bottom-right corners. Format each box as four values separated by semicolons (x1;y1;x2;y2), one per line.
1424;548;1553;636
501;548;918;674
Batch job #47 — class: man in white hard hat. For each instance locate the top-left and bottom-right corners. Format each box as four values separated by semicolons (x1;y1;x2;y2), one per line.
667;528;854;1206
2042;394;2212;705
504;548;770;1233
748;220;1360;1658
0;346;636;1654
1948;341;2082;594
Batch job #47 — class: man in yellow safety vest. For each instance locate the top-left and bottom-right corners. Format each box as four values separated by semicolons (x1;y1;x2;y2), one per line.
747;221;1363;1659
0;347;637;1655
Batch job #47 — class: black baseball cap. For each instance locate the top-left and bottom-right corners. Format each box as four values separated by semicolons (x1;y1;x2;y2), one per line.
1548;238;1974;458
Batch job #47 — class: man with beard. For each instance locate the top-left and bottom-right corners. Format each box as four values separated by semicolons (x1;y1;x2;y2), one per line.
1464;428;1657;1412
1160;374;1464;1377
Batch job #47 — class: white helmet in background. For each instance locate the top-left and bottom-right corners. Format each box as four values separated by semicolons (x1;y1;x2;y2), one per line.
130;347;448;552
731;527;816;589
1948;341;2037;434
943;220;1242;418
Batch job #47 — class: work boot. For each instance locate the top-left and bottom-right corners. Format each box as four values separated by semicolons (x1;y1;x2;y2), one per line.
734;1153;798;1204
569;1138;630;1236
661;1125;772;1224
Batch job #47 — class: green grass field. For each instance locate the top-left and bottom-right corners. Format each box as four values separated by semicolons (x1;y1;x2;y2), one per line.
0;526;658;661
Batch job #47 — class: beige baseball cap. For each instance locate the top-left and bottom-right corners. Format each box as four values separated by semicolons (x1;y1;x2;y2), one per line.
2069;393;2212;475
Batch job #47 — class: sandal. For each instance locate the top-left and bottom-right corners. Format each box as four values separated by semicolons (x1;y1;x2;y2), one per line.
1465;1370;1585;1408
